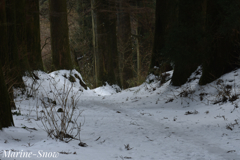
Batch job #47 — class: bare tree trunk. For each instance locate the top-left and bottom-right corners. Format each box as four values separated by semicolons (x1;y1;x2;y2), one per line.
149;0;173;75
199;0;240;85
5;0;23;109
26;0;44;71
94;0;120;86
117;0;133;89
91;0;98;87
0;0;8;65
0;61;14;129
49;0;73;70
0;0;14;129
15;0;31;74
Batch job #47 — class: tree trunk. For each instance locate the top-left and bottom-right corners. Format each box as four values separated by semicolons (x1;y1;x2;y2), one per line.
49;0;73;70
149;0;173;75
117;0;133;89
170;0;203;86
4;0;23;110
0;61;14;129
26;0;44;71
91;0;98;87
0;0;8;65
199;0;240;85
95;0;120;86
108;11;121;86
15;0;31;74
0;1;14;128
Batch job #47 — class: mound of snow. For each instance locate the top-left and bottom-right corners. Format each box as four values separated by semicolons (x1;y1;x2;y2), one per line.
93;83;121;96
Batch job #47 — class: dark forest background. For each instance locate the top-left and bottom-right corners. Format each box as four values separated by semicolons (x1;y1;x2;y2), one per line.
1;0;240;129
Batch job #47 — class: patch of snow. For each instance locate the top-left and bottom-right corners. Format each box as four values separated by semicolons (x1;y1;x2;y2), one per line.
2;68;240;160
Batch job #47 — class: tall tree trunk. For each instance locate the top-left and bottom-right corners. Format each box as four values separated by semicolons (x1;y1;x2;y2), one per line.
117;0;133;89
15;0;31;74
95;0;120;86
91;0;98;87
149;0;174;75
26;0;44;71
108;11;121;86
49;0;73;70
5;0;23;109
0;1;14;129
0;60;14;129
5;0;22;76
0;0;8;65
170;0;203;86
199;0;240;85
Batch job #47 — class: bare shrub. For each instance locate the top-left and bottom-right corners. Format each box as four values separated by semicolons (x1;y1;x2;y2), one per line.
212;79;239;105
40;79;84;143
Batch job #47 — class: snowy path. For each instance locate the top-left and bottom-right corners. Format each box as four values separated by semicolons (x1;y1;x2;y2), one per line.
1;69;240;160
78;96;240;160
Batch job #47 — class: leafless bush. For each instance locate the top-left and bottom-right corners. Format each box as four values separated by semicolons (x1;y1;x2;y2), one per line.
40;79;84;143
212;79;239;105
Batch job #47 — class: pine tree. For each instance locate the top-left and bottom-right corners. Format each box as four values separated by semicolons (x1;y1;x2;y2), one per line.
49;0;73;70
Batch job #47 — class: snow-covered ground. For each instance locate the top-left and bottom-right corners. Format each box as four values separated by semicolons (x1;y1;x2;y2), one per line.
1;68;240;160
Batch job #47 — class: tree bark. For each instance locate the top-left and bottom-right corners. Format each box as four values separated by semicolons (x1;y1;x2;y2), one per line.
26;0;44;71
0;60;14;129
0;0;8;66
15;0;31;74
49;0;73;70
170;0;203;86
117;0;133;89
149;0;174;75
199;0;240;85
95;0;120;86
0;1;14;128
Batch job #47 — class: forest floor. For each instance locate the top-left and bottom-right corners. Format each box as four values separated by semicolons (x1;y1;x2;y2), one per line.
1;68;240;160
